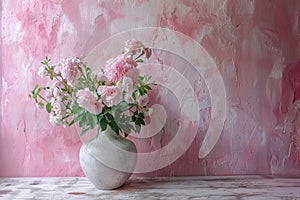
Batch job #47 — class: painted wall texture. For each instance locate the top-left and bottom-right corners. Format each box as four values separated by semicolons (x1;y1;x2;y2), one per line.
1;0;300;177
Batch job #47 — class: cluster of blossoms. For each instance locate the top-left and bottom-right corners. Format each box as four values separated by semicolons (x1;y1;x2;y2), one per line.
30;39;155;137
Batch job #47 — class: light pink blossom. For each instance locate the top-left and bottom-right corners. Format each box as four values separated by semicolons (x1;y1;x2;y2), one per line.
38;65;48;77
125;39;144;53
105;55;137;83
77;89;102;115
53;65;61;74
124;93;134;104
52;101;66;116
97;72;107;82
70;58;81;66
126;68;140;84
51;80;63;88
88;101;103;115
49;114;62;126
60;58;80;86
53;87;62;98
145;107;153;116
137;94;149;107
48;81;64;100
45;91;52;101
97;86;122;107
122;77;133;93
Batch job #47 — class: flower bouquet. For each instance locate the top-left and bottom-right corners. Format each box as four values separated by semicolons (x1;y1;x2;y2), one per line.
29;39;155;138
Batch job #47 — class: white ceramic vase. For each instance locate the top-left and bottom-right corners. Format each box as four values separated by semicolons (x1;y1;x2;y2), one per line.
79;127;137;190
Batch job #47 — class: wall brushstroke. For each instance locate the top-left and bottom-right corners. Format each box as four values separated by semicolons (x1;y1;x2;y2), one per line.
1;0;300;176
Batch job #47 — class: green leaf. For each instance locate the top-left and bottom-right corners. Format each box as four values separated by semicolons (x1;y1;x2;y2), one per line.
78;66;83;74
72;104;84;115
69;114;83;126
100;118;107;131
138;113;145;119
32;84;39;94
135;124;141;133
46;103;52;113
37;102;44;108
132;115;137;122
138;78;143;85
37;87;43;94
114;111;121;122
80;128;90;136
79;114;87;127
132;91;137;100
109;122;120;135
112;106;120;117
126;123;135;131
144;85;152;91
101;105;109;115
134;120;140;126
61;88;67;92
119;124;131;137
106;113;114;122
136;59;144;63
88;114;97;129
138;87;146;96
62;96;69;101
137;118;145;125
118;101;128;111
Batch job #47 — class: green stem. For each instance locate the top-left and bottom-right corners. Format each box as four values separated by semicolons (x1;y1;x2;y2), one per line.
46;67;72;94
135;50;145;60
37;94;48;103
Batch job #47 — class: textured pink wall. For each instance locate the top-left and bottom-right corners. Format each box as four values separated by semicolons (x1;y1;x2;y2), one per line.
1;0;300;177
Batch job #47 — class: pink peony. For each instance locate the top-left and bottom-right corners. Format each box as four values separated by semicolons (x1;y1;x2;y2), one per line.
105;55;137;83
125;39;144;53
77;89;102;115
60;58;80;87
97;86;122;107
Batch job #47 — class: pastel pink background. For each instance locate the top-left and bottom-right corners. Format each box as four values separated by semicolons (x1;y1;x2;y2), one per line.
1;0;300;177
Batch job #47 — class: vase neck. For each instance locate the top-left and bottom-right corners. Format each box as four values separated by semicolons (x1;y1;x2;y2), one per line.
101;126;119;138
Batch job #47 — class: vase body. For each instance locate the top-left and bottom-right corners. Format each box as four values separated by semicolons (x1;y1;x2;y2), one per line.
79;127;137;190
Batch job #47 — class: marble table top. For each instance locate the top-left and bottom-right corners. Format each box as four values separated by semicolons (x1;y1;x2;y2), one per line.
0;176;300;199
